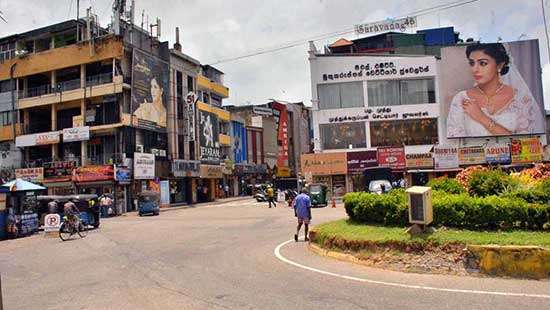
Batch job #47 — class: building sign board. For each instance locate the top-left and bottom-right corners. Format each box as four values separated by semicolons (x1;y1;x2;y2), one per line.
15;168;44;183
199;164;223;179
434;145;459;169
134;153;155;179
198;109;221;164
355;16;417;36
377;147;406;170
301;152;347;176
63;126;90;142
186;92;197;141
405;152;433;169
43;161;77;182
252;106;273;116
458;146;486;166
511;138;543;164
347;150;378;174
73;165;114;182
171;159;200;177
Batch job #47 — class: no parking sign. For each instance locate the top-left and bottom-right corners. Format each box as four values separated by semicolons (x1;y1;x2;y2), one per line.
44;214;61;233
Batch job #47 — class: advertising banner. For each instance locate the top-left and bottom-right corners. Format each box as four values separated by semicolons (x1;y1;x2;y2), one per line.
160;180;170;206
134;153;155;179
347;150;378;174
485;143;511;165
434;145;459;169
511;138;543;164
115;166;132;184
458;146;486;165
232;121;247;164
73;165;114;182
405;152;433;169
198;109;220;163
36;132;61;145
43;161;77;182
441;40;546;138
377;147;405;170
63;126;90;143
186;92;197;141
301;152;347;176
272;102;289;168
15;168;44;183
131;49;169;131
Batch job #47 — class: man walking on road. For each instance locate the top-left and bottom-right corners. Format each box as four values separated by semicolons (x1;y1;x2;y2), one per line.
266;186;276;208
293;188;312;242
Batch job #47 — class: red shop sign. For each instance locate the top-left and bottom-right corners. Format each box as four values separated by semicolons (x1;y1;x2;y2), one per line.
73;165;114;182
377;147;405;170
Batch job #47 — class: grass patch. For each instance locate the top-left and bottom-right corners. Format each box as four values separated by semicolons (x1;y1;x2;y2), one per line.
313;219;550;248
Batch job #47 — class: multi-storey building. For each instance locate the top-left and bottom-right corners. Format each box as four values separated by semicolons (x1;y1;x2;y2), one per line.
305;27;548;196
167;30;231;203
0;14;171;213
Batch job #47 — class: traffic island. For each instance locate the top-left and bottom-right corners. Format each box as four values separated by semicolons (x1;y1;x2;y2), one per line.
308;219;550;279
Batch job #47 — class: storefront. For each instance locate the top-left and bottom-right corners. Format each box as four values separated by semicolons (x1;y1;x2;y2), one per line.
301;152;347;198
346;150;377;192
42;161;77;195
198;165;223;202
171;159;200;205
233;163;268;195
73;165;120;214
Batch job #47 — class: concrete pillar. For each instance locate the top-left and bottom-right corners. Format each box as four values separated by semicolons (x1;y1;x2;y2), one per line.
209;179;216;201
50;71;56;89
80;64;86;88
51;104;58;159
191;179;197;203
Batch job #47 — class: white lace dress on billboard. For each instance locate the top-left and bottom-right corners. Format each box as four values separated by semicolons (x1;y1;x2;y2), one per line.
446;88;542;137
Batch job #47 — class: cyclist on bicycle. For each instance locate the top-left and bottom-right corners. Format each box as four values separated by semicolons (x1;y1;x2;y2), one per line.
63;200;80;227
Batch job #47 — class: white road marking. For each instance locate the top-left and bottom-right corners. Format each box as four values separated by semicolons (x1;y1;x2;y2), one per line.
274;240;550;299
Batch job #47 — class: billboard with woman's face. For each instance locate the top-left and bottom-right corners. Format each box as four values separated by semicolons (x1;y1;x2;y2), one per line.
132;49;169;131
441;40;546;138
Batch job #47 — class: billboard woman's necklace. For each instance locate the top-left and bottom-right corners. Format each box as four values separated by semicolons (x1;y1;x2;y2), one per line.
476;82;504;107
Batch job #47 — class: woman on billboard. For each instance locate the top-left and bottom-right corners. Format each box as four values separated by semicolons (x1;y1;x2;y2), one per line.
447;43;544;137
134;77;167;128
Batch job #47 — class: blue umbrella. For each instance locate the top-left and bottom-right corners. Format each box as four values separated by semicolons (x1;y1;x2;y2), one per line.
1;178;46;192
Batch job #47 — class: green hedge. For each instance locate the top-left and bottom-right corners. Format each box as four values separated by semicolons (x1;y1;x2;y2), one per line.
344;189;550;230
426;177;466;194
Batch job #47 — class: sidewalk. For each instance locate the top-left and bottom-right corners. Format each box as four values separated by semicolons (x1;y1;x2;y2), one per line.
159;196;253;213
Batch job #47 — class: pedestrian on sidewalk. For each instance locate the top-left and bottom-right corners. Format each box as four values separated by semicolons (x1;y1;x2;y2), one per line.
293;188;312;242
266;185;276;208
224;184;230;198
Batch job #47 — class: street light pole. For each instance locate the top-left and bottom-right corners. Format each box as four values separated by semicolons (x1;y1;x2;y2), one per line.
542;0;550;63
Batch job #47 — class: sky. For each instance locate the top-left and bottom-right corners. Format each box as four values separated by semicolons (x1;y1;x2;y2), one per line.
1;0;549;109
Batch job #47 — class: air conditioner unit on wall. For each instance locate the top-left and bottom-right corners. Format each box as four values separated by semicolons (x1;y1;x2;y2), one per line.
136;145;144;153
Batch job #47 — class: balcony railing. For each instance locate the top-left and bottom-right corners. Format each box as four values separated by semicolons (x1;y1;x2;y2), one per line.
87;153;123;165
20;85;52;99
57;78;81;92
86;73;114;87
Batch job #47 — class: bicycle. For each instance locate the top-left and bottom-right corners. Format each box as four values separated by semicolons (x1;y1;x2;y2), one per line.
59;214;88;241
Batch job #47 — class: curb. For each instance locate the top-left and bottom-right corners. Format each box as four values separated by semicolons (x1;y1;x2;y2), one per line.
159;196;253;213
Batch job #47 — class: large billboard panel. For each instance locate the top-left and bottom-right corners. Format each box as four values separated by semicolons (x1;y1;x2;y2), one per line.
232;121;247;164
199;110;220;164
131;49;169;131
441;40;545;138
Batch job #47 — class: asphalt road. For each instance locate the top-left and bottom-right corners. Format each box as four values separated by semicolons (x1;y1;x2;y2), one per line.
1;198;550;310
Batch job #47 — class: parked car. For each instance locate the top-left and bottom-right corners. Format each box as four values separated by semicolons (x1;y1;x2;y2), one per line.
368;180;392;194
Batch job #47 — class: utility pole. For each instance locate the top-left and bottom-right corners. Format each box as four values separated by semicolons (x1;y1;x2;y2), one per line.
76;0;80;41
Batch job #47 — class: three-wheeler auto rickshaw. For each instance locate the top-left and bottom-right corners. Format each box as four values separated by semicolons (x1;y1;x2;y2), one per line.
37;194;100;228
307;183;328;208
138;191;160;216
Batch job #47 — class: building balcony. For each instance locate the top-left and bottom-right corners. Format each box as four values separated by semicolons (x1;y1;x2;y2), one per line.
0;35;124;81
18;75;123;109
0;123;23;141
197;75;229;98
196;101;231;121
219;134;231;146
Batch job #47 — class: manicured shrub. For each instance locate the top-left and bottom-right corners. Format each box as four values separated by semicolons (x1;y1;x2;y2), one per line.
427;177;466;194
468;169;518;197
344;189;550;230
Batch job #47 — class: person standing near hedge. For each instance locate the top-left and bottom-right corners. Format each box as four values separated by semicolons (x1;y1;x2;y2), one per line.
293;188;312;242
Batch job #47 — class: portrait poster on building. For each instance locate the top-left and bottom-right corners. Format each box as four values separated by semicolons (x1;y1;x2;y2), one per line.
434;145;459;169
511;138;543;164
377;147;405;170
485;143;511;165
440;40;546;138
198;110;220;164
131;49;169;131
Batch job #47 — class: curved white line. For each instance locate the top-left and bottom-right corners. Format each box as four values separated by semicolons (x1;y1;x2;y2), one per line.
274;240;550;299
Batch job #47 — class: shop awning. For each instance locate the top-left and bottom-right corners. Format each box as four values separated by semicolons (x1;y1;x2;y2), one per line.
1;178;46;192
